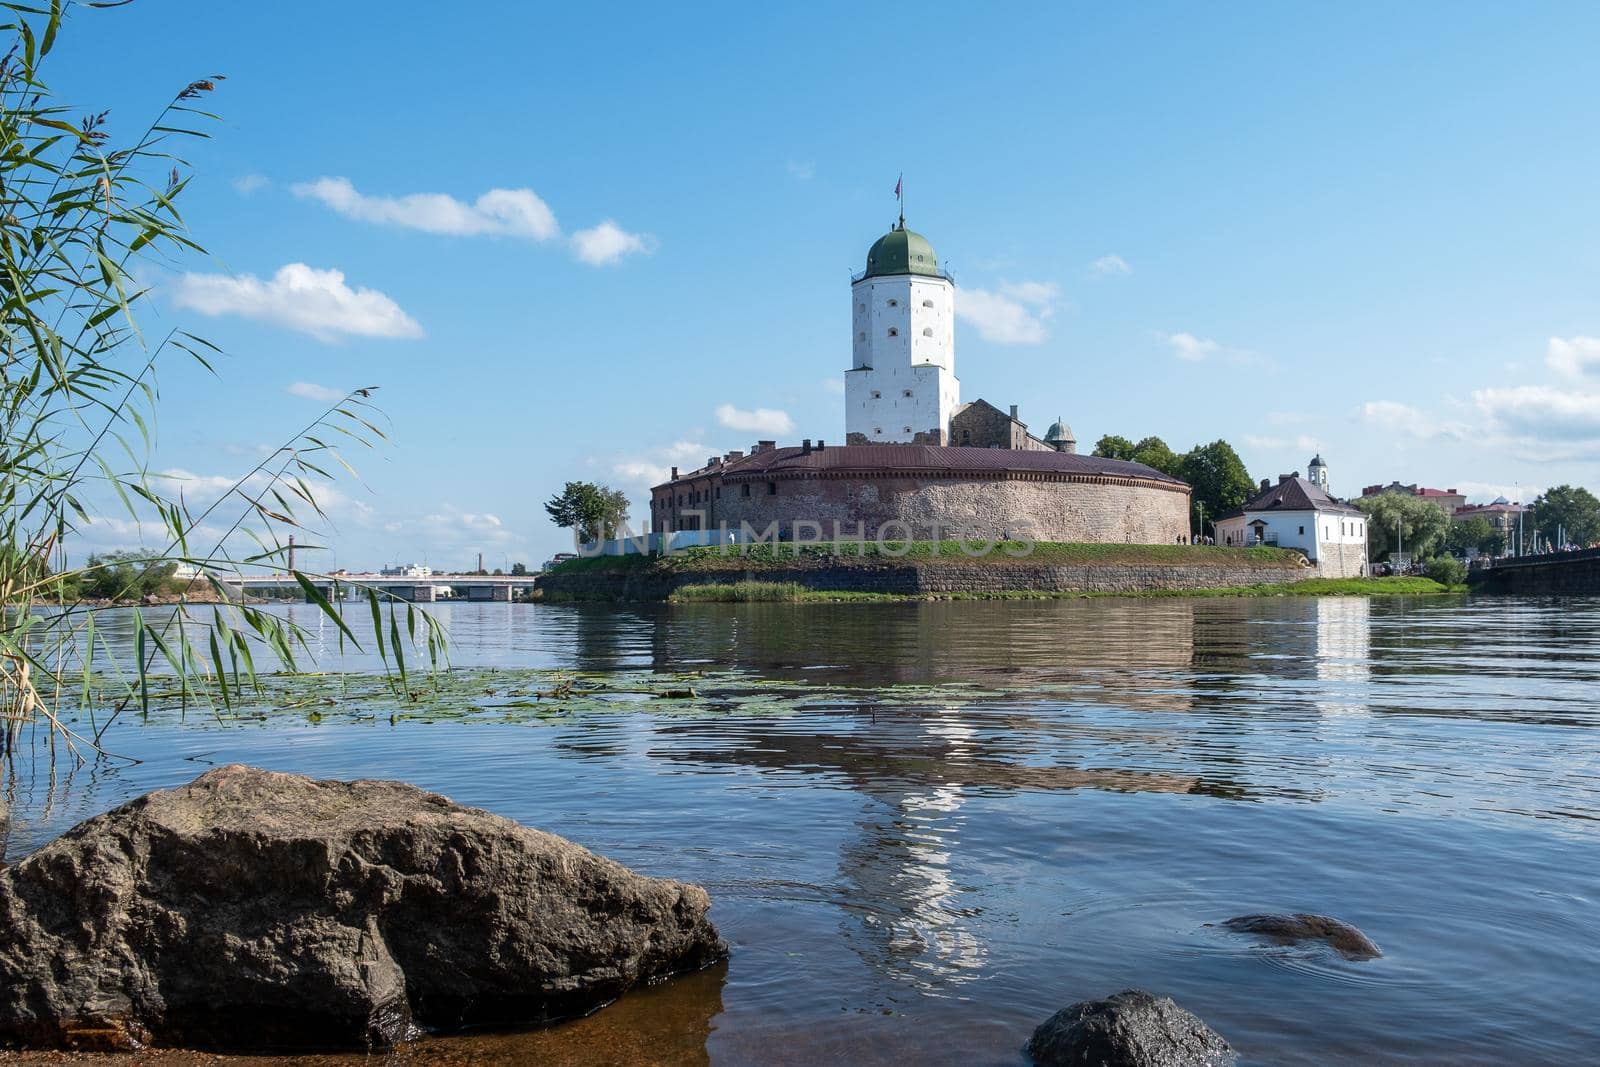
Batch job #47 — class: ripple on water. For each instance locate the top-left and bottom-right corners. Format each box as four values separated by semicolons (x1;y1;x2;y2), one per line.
2;596;1599;1065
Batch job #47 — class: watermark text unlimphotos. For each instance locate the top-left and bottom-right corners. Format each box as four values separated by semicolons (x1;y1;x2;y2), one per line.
576;515;1036;559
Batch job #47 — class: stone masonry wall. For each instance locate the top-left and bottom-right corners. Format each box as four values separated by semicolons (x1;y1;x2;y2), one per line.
717;474;1189;546
1315;540;1368;579
537;555;1309;602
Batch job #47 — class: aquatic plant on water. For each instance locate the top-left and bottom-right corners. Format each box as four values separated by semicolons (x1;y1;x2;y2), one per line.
0;2;443;760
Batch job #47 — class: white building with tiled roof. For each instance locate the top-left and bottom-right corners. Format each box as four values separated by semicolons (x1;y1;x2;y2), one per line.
1215;462;1368;577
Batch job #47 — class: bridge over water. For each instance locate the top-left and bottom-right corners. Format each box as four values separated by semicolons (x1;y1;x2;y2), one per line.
219;574;540;603
1468;547;1600;595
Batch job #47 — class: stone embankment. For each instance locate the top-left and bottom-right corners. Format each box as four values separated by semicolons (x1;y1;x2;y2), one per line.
0;765;725;1052
538;554;1310;602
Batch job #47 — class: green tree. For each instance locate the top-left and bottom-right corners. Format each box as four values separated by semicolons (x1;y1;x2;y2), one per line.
1131;436;1182;478
545;482;631;543
1178;440;1254;534
1444;515;1503;557
1529;485;1600;547
1425;556;1466;587
509;562;528;576
80;551;177;602
1355;493;1451;561
1092;435;1137;461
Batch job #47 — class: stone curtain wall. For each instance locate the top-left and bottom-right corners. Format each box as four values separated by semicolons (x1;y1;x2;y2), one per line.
537;556;1309;602
717;474;1190;545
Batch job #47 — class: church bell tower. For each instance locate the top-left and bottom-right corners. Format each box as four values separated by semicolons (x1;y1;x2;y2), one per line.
845;218;959;445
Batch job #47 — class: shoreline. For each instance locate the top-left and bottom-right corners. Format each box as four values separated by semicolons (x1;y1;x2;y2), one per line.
531;541;1432;603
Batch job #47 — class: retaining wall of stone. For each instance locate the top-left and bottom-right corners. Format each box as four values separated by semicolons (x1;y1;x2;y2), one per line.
537;555;1310;602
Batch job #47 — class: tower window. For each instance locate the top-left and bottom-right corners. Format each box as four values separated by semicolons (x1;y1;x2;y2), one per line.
858;331;865;341
922;327;933;337
887;328;898;337
903;426;912;433
922;299;934;308
871;390;881;399
903;389;913;397
887;299;898;307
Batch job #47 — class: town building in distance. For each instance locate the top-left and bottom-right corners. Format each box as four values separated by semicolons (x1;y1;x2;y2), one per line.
650;218;1190;544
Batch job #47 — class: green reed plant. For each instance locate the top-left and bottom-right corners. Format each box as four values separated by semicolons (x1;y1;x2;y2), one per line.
0;2;444;760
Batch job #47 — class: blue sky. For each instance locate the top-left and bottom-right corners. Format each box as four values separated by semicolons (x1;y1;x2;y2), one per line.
50;1;1600;568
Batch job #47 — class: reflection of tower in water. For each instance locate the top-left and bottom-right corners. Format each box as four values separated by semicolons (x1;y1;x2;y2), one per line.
836;704;987;992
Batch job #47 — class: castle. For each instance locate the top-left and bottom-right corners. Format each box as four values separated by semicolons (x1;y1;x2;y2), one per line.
650;219;1190;544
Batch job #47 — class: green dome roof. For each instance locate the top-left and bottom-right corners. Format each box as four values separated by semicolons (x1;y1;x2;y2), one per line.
863;223;940;279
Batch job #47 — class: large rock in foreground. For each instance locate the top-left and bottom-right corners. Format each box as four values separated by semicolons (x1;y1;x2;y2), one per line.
1028;989;1236;1067
0;765;725;1051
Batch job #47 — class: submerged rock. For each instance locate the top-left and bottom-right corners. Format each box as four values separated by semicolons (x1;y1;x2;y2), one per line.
0;764;725;1051
1028;989;1236;1067
1221;913;1381;960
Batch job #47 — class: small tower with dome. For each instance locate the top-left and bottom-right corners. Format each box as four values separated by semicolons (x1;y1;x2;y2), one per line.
1044;417;1077;454
845;216;959;445
1308;453;1329;492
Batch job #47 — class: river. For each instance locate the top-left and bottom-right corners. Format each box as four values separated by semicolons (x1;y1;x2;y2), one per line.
2;596;1597;1065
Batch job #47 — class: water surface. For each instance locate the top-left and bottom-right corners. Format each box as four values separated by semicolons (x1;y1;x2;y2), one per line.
3;596;1597;1065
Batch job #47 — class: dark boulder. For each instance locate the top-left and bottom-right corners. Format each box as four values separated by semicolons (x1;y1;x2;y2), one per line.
0;765;725;1051
1028;989;1236;1067
1221;913;1381;960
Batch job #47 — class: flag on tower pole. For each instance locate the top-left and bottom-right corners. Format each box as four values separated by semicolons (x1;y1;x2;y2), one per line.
894;174;902;200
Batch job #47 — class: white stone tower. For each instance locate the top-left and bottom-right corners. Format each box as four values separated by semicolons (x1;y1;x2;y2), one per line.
845;217;959;445
1308;454;1329;492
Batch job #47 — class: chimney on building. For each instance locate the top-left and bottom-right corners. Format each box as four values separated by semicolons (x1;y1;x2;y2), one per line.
1260;478;1271;492
816;439;825;450
1279;473;1293;484
801;438;812;454
757;439;776;452
1009;404;1019;420
726;450;743;462
671;466;679;479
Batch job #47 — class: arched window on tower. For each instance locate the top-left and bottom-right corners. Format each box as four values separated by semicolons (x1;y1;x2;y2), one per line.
887;327;898;338
922;327;933;337
922;299;934;308
887;299;898;307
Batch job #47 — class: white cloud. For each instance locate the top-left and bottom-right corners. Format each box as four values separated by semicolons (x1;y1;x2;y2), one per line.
611;439;715;488
1089;254;1131;277
822;377;846;395
570;220;653;266
715;403;794;436
1240;433;1322;454
287;381;346;403
958;285;1054;345
1357;399;1466;440
292;176;560;241
172;263;423;341
1160;331;1220;362
383;506;525;562
1547;336;1600;379
1473;385;1600;441
787;159;816;181
233;173;269;196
